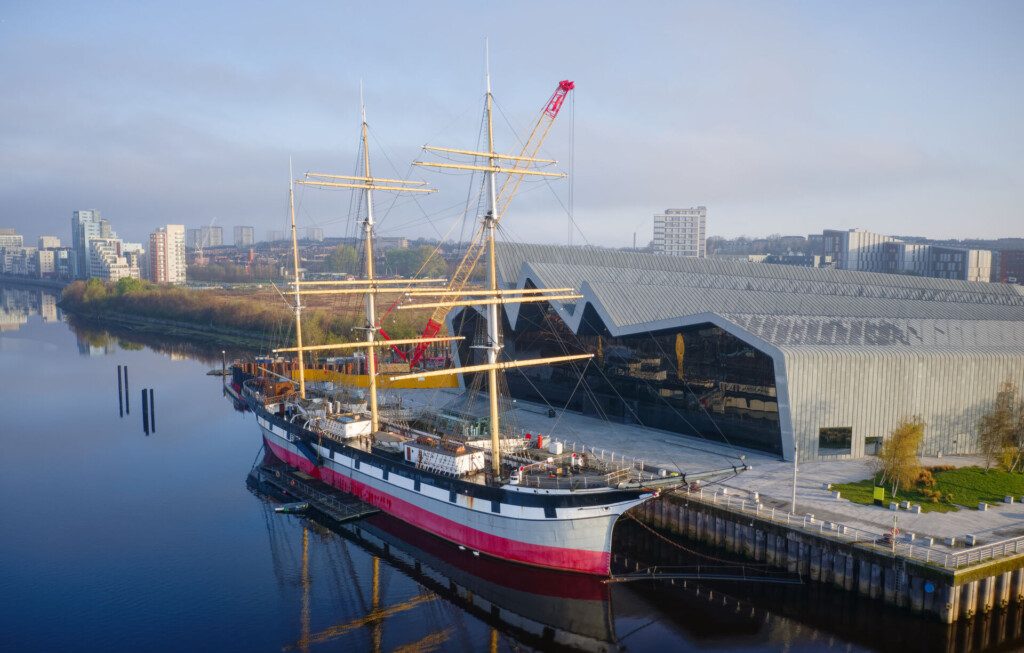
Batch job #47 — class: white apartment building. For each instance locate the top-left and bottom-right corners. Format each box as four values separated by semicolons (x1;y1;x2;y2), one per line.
187;225;224;249
930;245;993;283
653;207;707;257
822;229;896;271
234;226;254;247
0;229;24;249
88;238;138;282
36;249;55;277
149;225;187;284
823;228;992;282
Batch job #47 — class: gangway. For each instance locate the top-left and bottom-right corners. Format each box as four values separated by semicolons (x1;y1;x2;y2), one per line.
250;462;380;524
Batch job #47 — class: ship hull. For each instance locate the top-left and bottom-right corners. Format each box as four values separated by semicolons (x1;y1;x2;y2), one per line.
258;416;649;575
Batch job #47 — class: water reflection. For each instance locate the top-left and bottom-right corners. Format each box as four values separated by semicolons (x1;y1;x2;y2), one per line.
248;462;620;652
67;317;249;363
0;284;61;331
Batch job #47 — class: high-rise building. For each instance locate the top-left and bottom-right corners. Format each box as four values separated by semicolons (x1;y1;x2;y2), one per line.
88;238;138;281
234;226;254;247
653;207;706;257
266;230;286;242
35;250;55;277
38;236;61;249
149;225;187;284
304;227;324;242
0;229;24;249
51;248;77;279
71;210;117;279
186;226;223;249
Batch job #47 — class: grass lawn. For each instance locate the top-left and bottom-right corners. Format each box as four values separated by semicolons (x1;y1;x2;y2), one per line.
834;467;1024;513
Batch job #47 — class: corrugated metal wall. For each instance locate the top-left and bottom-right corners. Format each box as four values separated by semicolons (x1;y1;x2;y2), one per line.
783;348;1024;460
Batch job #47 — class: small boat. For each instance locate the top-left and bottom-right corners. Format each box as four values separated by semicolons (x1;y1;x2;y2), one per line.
274;501;310;514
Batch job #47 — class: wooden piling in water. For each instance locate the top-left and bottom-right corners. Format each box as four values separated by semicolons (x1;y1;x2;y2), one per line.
117;365;123;417
141;388;149;435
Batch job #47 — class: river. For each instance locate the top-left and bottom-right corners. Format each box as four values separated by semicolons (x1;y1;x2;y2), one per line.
1;281;1018;652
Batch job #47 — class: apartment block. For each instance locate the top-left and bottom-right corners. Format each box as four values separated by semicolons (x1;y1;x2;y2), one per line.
653;207;707;257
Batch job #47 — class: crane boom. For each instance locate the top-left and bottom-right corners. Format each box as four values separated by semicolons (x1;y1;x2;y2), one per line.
408;80;574;367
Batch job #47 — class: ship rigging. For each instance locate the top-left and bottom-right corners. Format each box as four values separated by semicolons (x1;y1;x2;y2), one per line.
235;69;746;575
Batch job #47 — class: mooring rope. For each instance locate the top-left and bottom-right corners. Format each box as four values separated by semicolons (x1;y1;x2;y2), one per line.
621;511;775;568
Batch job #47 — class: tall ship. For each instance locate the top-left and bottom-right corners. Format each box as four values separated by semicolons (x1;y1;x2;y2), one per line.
236;73;742;575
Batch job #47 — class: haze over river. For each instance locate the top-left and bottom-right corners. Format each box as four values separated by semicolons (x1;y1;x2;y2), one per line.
1;282;1016;652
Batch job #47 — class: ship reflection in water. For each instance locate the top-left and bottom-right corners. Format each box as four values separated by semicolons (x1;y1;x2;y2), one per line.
249;463;619;652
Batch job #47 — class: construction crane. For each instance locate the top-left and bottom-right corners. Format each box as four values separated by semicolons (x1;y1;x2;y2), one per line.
406;80;575;368
194;216;218;266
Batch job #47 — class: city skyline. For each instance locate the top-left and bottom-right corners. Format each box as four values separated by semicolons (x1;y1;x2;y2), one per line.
2;2;1022;247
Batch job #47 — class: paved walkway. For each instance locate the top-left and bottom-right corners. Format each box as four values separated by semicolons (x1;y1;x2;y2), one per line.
395;388;1024;547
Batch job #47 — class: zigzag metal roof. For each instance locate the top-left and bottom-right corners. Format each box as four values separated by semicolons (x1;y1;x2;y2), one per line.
493;243;1024;353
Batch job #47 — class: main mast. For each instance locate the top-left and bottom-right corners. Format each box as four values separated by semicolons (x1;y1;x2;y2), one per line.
483;63;503;478
288;158;307;399
359;97;381;433
402;61;590;482
278;93;441;424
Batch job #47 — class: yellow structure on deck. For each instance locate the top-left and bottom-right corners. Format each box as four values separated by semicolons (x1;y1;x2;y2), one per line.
294;368;458;390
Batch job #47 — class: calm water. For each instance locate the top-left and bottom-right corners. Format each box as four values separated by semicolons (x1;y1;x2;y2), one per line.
1;282;1019;652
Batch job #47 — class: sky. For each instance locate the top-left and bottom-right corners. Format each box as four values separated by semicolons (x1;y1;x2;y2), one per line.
1;1;1022;248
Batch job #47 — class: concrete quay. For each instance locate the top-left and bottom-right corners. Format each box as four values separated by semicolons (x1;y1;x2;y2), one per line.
634;489;1024;624
400;389;1024;623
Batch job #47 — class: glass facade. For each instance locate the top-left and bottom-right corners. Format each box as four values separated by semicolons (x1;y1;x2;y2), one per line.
452;302;783;455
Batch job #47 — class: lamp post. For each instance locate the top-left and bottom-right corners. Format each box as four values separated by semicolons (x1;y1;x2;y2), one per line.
791;446;799;514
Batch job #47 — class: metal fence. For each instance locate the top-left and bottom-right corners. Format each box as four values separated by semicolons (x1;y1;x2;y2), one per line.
679;488;1024;570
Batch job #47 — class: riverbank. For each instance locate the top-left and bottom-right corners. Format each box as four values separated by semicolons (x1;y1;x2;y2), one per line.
0;274;70;291
58;278;432;350
66;310;276;349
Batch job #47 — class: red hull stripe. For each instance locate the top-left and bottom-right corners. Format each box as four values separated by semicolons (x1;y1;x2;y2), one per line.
264;438;611;575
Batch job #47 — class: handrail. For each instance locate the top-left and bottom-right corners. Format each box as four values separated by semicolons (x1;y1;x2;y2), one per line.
674;487;1012;570
945;534;1024;569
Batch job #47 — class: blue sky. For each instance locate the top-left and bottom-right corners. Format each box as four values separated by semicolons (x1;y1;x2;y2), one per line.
1;1;1021;247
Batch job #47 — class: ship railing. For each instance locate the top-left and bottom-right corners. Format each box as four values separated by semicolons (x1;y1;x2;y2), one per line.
528;436;652;475
678;486;987;570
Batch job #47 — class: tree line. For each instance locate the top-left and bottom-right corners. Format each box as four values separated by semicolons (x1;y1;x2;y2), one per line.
60;278;436;349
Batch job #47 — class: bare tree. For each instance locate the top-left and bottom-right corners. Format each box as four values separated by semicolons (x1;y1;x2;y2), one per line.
978;381;1024;470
